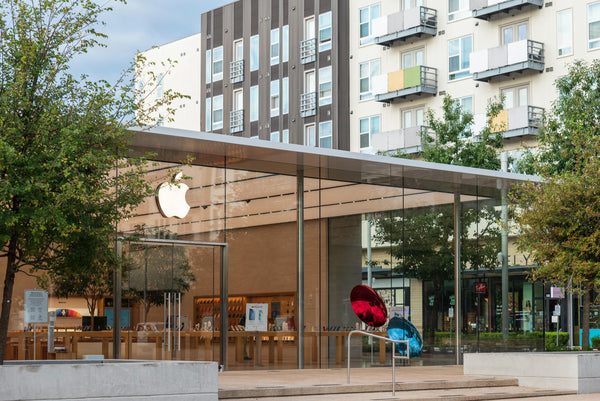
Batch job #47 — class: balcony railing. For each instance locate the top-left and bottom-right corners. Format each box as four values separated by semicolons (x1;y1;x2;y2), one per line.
300;92;317;117
300;38;316;64
471;0;543;21
470;39;544;82
487;105;544;138
230;59;244;84
230;109;244;133
373;66;437;103
372;126;428;154
373;6;437;47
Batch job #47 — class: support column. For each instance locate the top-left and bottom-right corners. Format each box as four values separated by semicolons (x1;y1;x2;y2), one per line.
297;170;304;369
454;192;462;365
501;153;509;340
220;245;229;370
113;240;122;359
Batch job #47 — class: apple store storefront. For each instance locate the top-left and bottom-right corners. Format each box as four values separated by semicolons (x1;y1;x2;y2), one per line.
5;127;541;369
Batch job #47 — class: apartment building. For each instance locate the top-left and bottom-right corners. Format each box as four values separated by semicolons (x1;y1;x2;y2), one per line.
351;0;591;168
201;0;350;149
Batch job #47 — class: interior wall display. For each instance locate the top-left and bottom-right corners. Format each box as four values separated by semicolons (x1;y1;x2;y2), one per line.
245;303;268;331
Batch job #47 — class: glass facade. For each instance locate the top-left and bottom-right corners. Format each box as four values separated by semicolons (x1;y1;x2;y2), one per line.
3;130;548;368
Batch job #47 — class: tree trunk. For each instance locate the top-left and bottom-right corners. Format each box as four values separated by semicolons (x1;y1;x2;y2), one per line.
582;288;591;350
0;236;19;365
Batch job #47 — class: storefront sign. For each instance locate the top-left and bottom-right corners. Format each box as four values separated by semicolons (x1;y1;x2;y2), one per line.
245;303;268;331
551;287;564;299
475;282;487;294
24;290;48;324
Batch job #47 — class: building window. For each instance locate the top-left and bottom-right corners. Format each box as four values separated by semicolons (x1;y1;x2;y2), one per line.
557;9;573;56
212;95;223;129
305;16;315;40
502;85;528;108
319;66;332;106
136;80;144;103
403;0;424;9
282;129;289;143
234;39;244;61
402;48;424;69
270;80;280;117
319;11;332;51
282;25;289;63
270;131;280;142
460;96;473;115
282;77;289;114
359;115;380;150
213;46;223;81
305;123;316;147
205;49;212;83
271;28;280;65
319;121;332;148
402;108;424;129
205;97;211;131
448;35;472;81
359;4;380;46
250;85;259;122
359;59;380;100
156;74;163;99
250;35;259;71
501;21;527;45
590;3;600;49
448;0;469;22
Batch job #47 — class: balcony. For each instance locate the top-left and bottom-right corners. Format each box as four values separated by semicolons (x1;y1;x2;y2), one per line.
469;39;544;82
230;109;244;133
230;59;244;84
372;126;428;154
300;92;317;117
373;66;437;103
372;6;437;47
300;38;316;64
486;105;543;138
471;0;543;21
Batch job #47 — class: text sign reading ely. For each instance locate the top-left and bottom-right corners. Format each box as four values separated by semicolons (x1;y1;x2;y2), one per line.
24;290;48;324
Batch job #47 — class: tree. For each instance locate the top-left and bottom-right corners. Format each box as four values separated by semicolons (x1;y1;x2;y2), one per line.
509;156;600;348
517;60;600;176
373;95;505;340
124;226;195;322
510;60;600;348
0;0;181;363
416;94;505;169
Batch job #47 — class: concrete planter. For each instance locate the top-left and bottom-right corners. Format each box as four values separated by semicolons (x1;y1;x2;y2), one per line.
464;352;600;394
1;360;218;401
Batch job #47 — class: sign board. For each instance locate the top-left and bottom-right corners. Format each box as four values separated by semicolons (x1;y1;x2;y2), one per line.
551;315;559;323
448;307;454;318
24;290;48;324
554;304;561;316
245;303;268;332
550;287;564;299
475;282;487;294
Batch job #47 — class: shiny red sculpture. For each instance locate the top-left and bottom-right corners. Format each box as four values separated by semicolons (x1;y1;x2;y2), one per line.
350;285;388;327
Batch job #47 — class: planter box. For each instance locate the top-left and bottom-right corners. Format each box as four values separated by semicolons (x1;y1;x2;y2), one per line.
464;352;600;394
1;360;218;401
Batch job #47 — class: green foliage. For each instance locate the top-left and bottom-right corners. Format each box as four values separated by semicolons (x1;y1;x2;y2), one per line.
411;95;505;169
517;60;600;176
0;0;185;363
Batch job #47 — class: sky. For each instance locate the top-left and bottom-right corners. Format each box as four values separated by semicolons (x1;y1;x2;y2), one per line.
69;0;231;85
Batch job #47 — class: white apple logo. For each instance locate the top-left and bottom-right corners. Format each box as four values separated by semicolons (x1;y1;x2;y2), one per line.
156;172;190;219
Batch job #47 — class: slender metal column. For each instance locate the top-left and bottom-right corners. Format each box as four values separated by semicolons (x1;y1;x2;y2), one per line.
501;153;509;340
297;170;305;369
113;240;122;359
454;192;462;364
220;245;229;370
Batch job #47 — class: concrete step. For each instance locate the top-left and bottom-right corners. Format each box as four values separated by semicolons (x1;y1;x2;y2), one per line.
219;377;521;399
223;386;576;401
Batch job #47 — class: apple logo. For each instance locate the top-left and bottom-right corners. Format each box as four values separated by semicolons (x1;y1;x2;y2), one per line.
156;172;190;219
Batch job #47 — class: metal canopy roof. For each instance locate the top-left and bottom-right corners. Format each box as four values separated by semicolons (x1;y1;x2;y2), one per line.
128;126;540;198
